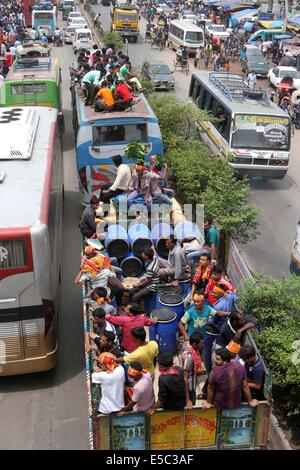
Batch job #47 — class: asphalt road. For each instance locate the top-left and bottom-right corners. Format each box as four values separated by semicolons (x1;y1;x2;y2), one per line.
0;16;89;450
0;4;299;450
96;4;300;278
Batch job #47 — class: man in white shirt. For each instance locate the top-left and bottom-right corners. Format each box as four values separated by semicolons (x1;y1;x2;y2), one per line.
247;71;257;90
101;155;131;203
92;352;125;414
30;27;37;40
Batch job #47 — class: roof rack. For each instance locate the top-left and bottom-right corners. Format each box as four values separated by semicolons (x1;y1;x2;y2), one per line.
209;72;270;103
13;57;51;71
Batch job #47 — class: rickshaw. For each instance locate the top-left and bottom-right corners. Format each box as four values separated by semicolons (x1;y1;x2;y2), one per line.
173;55;189;75
145;23;154;42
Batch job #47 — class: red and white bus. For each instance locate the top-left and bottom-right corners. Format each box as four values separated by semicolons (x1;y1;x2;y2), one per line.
0;106;63;375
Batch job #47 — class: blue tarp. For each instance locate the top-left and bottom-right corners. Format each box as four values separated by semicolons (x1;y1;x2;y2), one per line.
230;8;258;26
244;21;254;32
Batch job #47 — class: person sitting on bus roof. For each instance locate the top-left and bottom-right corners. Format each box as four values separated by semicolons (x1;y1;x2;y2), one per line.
120;58;145;93
114;79;135;111
92;352;125;415
117;362;155;415
100;155;131;203
94;80;115;112
81;69;102;106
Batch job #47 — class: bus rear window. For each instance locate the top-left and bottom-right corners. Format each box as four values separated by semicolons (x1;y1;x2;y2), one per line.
11;84;46;95
92;124;147;145
0;239;28;269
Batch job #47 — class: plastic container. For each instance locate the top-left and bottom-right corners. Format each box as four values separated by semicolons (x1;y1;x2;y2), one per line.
157;289;184;322
151;223;174;257
104;224;129;258
120;251;143;277
174;221;203;243
128;223;152;257
149;308;178;354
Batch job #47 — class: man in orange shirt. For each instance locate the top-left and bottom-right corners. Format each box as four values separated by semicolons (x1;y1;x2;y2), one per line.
94;80;115;112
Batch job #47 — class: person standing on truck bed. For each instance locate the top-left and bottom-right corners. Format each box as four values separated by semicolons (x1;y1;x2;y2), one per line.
117;362;155;415
100;155;131;203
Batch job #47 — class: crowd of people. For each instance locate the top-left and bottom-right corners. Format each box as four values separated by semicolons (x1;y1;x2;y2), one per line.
79;175;265;415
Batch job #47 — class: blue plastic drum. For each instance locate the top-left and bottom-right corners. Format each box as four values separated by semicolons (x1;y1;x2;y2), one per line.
104;224;129;258
144;292;158;316
128;223;152;257
149;308;178;354
120;251;143;277
174;221;203;244
180;279;192;297
157;289;184;322
151;223;174;257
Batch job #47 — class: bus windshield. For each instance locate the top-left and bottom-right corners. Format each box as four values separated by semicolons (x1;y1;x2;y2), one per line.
117;12;138;22
185;31;203;44
232;115;290;151
92;124;147;145
34;13;54;20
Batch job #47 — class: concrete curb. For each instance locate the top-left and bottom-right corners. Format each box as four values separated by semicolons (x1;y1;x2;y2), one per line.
269;413;292;450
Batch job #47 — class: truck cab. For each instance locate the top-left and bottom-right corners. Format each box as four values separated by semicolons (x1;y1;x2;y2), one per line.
110;2;139;42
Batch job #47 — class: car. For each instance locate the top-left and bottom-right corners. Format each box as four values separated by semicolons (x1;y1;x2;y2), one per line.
205;23;230;40
58;0;64;10
141;61;175;91
67;11;82;22
241;45;269;77
101;0;111;4
73;28;93;54
268;66;300;89
64;25;78;44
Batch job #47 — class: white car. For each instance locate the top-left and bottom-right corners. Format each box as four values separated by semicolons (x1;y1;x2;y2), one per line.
68;11;82;22
73;29;93;54
268;66;300;90
68;16;86;27
206;23;230;40
64;25;77;44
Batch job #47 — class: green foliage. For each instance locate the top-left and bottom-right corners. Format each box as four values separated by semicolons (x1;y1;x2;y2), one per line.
139;61;156;97
149;94;211;152
239;274;300;417
125;141;147;165
165;138;259;243
102;31;124;51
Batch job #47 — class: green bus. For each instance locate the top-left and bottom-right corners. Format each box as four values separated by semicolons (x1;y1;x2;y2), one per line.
0;56;62;109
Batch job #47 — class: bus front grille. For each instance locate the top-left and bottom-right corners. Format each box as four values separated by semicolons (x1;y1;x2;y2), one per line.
0;323;23;360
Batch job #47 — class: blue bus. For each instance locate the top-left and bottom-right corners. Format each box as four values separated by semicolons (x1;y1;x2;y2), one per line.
73;93;164;205
32;6;57;38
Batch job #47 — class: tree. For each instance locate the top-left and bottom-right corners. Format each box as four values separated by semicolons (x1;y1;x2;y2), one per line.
239;274;300;418
102;31;124;52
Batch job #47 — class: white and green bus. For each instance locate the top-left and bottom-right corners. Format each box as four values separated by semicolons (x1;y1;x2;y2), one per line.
189;72;291;179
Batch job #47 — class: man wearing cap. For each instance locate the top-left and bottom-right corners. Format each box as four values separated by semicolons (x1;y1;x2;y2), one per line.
117;362;155;415
92;352;125;414
101;155;131;203
79;195;99;239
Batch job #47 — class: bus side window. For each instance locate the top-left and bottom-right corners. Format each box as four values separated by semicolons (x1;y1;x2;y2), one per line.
179;28;184;40
192;80;199;101
204;91;213;111
197;86;206;109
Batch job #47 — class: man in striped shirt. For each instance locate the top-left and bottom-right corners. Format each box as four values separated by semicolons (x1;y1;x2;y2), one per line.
129;247;160;305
